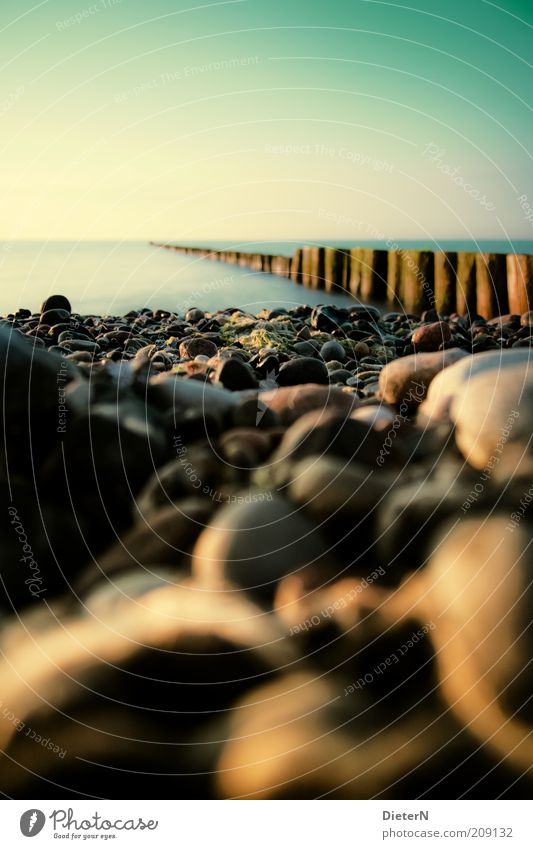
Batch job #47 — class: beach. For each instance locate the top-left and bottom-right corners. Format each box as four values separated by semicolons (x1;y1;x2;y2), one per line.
1;292;532;798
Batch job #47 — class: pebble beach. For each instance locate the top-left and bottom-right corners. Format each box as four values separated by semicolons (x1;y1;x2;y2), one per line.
1;293;533;799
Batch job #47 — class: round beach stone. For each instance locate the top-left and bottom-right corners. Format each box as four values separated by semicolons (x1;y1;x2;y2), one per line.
296;325;311;340
424;517;533;728
185;308;205;323
411;321;452;352
192;494;334;604
320;340;346;362
448;352;533;475
277;356;329;386
179;337;218;359
40;294;72;314
230;396;281;430
65;351;93;363
353;341;370;358
293;340;318;358
257;384;358;425
379;348;467;408
328;369;352;384
40;308;71;327
419;348;532;426
59;338;100;353
149;372;238;418
350;404;397;430
288;454;395;518
87;498;214;581
213;358;259;391
0;323;77;468
271;409;387;467
310;305;348;331
218;428;273;468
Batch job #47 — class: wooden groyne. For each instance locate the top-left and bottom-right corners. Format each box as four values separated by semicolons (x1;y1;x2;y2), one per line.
151;242;533;317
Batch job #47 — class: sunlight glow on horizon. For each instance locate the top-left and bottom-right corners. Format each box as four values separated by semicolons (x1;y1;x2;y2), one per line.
0;0;532;243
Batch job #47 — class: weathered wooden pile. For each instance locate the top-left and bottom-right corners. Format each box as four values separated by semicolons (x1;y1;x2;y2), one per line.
152;242;533;317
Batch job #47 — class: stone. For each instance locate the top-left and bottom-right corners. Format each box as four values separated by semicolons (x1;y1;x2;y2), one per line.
213;358;259;391
81;570;178;614
40;294;72;314
288;454;395;518
59;338;99;354
0;324;77;472
353;342;370;358
185;308;205;323
257;384;358;425
42;399;169;534
350;404;397;430
411;321;452;352
192;494;335;604
379;348;467;408
65;351;93;363
137;438;247;516
320;340;346;362
218;428;273;468
293;341;318;357
78;498;214;591
448;353;533;475
149;372;238;418
179;337;218;359
310;305;347;331
419;348;531;425
271;409;389;469
40;308;71;327
230;396;281;430
349;304;381;322
418;517;533;767
215;667;470;799
376;459;476;576
277;357;329;386
328;369;352;384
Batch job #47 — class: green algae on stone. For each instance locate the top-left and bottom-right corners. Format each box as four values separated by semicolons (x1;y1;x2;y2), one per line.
221;315;296;353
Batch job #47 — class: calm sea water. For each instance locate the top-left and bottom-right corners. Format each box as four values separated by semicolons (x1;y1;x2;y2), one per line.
1;240;531;316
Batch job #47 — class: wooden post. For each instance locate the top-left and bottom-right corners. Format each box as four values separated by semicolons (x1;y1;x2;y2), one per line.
348;248;365;296
324;248;348;293
300;246;313;288
360;249;388;302
456;252;477;316
387;250;434;312
261;254;272;273
405;251;435;313
271;255;291;278
434;252;457;315
475;253;508;318
506;254;533;314
290;249;303;283
387;250;403;308
307;246;325;289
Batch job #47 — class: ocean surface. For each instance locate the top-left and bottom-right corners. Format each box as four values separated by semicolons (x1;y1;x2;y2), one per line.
1;240;532;316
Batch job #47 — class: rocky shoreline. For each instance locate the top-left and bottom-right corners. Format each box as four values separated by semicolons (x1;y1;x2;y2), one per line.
1;294;532;799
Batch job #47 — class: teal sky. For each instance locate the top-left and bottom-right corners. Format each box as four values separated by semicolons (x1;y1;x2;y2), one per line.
1;0;532;243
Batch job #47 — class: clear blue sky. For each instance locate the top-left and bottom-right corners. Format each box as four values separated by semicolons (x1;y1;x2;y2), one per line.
1;0;532;243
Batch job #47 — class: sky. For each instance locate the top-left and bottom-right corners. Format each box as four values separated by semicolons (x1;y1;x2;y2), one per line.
0;0;532;244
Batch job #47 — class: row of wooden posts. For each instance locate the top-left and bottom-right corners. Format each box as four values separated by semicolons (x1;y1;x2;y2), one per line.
151;242;533;317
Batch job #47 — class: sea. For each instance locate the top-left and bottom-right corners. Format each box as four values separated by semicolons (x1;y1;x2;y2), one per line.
1;239;532;316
